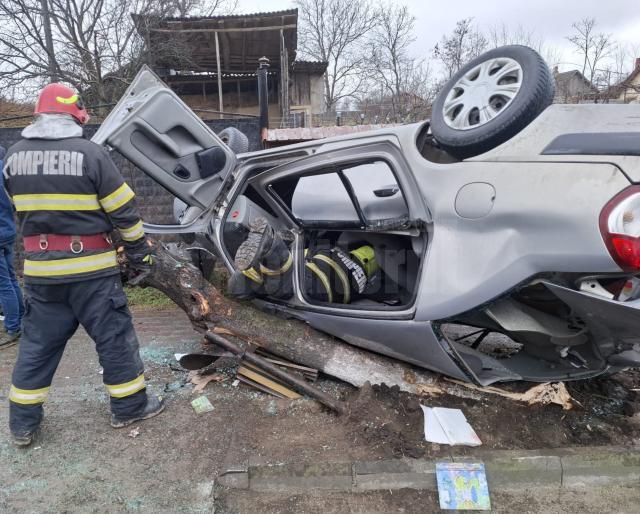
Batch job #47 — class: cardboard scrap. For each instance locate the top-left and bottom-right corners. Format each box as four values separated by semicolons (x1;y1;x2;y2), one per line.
189;371;226;393
421;406;482;446
446;379;575;410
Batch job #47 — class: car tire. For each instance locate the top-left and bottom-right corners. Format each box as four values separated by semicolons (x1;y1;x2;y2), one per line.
431;45;555;159
218;127;249;154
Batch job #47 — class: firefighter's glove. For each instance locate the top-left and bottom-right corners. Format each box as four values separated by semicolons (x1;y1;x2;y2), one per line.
125;241;155;286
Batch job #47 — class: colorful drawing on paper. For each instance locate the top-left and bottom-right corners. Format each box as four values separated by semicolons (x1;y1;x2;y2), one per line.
436;462;491;511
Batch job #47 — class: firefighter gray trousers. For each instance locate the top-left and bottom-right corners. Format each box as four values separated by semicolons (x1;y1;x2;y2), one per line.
9;275;147;435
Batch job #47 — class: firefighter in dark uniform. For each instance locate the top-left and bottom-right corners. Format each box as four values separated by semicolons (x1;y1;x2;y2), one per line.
228;218;381;303
3;83;164;446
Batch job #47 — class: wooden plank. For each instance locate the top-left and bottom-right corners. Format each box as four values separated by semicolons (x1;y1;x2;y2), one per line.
242;359;314;386
237;366;302;399
262;357;318;378
253;349;319;381
242;359;316;384
236;375;286;398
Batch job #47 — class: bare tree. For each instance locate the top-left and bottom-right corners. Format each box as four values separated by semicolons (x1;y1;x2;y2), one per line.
434;18;487;78
0;0;236;104
365;3;432;122
487;23;563;73
610;43;640;83
542;45;563;71
487;23;542;50
295;0;379;111
167;0;236;18
567;18;613;84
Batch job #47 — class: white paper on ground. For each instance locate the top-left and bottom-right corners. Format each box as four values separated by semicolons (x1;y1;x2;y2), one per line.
422;405;450;444
421;405;482;446
175;353;187;362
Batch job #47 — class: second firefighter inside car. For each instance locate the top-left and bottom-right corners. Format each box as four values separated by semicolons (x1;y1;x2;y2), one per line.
227;217;383;304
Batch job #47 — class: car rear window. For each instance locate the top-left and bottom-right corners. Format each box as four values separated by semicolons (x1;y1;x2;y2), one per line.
291;173;360;222
271;160;408;227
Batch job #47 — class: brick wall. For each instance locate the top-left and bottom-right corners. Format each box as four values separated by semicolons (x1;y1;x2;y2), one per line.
0;118;260;266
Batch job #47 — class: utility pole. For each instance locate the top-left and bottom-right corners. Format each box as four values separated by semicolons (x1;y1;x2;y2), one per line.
40;0;57;82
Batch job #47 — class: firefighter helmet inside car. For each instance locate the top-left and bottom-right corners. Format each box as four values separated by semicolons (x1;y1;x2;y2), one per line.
34;83;89;124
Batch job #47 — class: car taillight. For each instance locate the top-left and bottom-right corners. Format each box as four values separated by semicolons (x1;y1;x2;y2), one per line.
600;185;640;271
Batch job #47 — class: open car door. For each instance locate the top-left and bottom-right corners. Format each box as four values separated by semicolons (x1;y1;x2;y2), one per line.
92;66;236;231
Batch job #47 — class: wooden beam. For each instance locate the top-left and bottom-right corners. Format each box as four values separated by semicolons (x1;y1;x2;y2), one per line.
215;31;223;118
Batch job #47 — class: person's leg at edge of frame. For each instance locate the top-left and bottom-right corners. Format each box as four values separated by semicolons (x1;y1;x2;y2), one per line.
69;275;164;428
5;244;24;327
9;284;79;446
0;245;23;347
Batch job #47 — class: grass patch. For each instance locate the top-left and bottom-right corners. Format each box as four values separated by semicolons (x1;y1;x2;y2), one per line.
125;286;175;309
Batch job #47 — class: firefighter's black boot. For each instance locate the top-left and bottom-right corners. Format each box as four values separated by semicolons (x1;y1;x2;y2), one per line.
230;217;293;299
12;427;38;447
110;395;166;428
234;217;277;271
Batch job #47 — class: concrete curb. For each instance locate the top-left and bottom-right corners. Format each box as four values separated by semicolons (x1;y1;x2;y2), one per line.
218;446;640;493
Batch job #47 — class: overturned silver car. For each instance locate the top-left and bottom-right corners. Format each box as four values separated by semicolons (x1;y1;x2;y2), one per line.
93;46;640;385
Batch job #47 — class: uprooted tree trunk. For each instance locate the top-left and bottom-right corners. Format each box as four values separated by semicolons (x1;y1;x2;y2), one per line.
125;240;444;396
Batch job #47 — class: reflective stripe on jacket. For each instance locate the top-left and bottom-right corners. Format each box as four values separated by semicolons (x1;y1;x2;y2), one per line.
2;136;146;283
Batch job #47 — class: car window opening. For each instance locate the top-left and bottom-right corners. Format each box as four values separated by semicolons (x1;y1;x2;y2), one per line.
221;159;425;311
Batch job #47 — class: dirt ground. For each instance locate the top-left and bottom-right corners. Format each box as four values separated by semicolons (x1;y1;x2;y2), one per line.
345;370;640;459
1;306;639;513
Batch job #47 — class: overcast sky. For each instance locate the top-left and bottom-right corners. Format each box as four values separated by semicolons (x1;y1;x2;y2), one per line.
237;0;640;72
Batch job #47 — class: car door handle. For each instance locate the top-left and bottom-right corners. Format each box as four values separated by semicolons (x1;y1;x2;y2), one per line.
135;118;181;157
374;186;399;197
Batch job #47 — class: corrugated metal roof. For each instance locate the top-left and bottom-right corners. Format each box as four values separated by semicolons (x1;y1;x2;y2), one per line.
266;124;398;142
161;9;298;23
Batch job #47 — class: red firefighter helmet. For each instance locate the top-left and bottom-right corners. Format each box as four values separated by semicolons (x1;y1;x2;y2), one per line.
34;83;90;124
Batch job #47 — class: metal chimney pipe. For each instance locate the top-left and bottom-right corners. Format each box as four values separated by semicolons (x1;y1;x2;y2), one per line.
257;57;270;146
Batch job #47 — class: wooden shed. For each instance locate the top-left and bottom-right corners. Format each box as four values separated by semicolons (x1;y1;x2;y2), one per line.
133;9;327;126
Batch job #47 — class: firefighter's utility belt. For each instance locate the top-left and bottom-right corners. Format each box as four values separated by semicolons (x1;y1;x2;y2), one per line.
24;233;112;253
